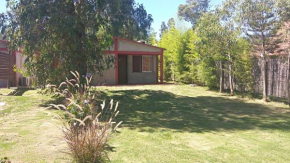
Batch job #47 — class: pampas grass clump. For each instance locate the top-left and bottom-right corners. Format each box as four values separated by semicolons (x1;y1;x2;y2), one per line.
49;71;122;163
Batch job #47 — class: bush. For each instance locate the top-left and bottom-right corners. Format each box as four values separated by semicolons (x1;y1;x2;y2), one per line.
0;157;11;163
49;71;122;162
63;100;121;163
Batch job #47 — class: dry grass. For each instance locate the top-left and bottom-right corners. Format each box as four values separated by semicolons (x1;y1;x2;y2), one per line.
0;89;70;162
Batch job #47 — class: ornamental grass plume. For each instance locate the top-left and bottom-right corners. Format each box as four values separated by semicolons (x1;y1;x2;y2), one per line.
49;71;122;162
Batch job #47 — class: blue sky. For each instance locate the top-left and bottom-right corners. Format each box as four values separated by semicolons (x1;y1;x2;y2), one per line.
0;0;223;39
135;0;223;38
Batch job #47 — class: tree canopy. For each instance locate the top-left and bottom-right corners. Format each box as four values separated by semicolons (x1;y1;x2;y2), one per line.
178;0;210;27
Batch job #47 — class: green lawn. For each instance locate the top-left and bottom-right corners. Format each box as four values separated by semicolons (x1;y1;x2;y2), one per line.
1;85;290;162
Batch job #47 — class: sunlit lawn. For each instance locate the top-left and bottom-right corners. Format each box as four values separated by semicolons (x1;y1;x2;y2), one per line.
1;85;290;162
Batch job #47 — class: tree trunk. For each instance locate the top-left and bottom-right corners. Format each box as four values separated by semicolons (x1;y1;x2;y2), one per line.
261;32;267;102
287;51;290;106
192;62;194;84
228;54;234;96
229;63;234;96
219;61;224;93
262;58;267;101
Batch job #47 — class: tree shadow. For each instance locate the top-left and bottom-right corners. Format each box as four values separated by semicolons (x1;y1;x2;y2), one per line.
6;88;33;96
39;96;65;108
98;89;290;133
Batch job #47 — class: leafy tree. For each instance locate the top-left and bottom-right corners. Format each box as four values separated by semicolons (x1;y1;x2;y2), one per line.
178;0;210;27
179;29;199;83
111;2;153;40
239;0;280;101
195;12;227;91
0;0;153;86
233;38;253;95
158;22;182;81
217;0;240;95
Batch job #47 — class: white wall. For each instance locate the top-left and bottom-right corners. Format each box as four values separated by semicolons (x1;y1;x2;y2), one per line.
91;54;116;85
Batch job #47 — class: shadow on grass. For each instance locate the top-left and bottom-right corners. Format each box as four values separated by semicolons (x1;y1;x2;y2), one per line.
6;88;33;96
39;96;65;108
98;89;290;133
212;87;290;105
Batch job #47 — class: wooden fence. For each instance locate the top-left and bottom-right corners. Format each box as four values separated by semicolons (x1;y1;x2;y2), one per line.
252;58;288;98
224;58;289;98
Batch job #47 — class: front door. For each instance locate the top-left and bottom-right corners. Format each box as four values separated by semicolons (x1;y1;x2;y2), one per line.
118;55;127;84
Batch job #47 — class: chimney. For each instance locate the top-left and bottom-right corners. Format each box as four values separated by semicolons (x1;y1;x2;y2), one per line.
137;40;146;44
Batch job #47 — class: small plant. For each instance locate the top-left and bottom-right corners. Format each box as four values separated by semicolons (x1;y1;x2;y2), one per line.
49;71;122;162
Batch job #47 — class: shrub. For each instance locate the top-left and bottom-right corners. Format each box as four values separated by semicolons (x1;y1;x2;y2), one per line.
63;100;121;163
49;71;122;162
0;157;11;163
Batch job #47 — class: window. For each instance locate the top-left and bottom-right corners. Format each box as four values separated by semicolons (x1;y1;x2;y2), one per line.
133;56;142;72
142;56;152;72
132;55;152;72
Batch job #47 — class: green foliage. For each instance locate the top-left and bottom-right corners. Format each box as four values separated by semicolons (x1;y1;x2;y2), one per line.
158;21;183;81
179;29;199;83
49;71;122;162
158;0;255;94
233;39;254;93
147;28;157;46
197;58;219;88
111;2;153;40
194;12;226;87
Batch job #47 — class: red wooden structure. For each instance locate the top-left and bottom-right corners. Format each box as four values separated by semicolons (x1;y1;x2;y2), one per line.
104;37;165;85
0;40;17;88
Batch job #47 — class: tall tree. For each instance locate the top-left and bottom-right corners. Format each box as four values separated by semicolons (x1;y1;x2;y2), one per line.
158;22;182;81
195;12;226;90
178;0;210;27
218;0;240;95
159;21;168;38
147;28;157;46
111;2;153;40
239;0;280;101
277;0;290;105
180;29;199;83
0;0;153;86
167;18;176;29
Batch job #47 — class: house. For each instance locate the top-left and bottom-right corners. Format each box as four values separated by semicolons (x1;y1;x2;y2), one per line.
0;40;30;88
92;37;165;85
0;37;165;87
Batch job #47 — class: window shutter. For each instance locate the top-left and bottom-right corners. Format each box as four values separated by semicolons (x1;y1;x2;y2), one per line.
133;56;141;72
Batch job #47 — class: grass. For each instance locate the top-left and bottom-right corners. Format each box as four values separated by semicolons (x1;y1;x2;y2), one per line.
0;89;70;162
1;85;290;162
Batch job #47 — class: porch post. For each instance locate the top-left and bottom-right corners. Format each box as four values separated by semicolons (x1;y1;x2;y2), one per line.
160;50;164;84
156;55;158;83
114;37;118;85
